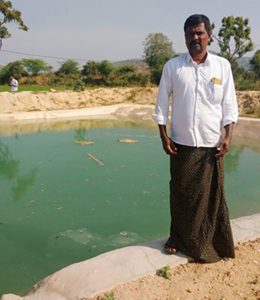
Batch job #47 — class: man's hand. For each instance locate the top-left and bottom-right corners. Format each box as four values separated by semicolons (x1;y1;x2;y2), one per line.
215;138;230;158
158;124;177;155
161;135;178;155
215;123;234;158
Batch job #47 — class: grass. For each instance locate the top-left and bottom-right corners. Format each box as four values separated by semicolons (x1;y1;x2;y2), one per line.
100;292;116;300
0;85;72;93
0;85;116;93
156;265;172;279
240;113;260;118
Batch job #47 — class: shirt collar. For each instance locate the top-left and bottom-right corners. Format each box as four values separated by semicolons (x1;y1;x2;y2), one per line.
185;52;212;66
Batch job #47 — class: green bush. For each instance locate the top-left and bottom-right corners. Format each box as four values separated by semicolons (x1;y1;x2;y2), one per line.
107;65;150;87
156;265;172;279
73;79;85;91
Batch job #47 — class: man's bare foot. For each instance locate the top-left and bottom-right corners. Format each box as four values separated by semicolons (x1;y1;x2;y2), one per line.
164;244;177;254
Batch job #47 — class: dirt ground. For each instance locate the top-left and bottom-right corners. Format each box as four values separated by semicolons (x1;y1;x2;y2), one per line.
89;239;260;300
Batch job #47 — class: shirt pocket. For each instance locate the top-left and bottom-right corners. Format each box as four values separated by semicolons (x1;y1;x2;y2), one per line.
208;81;223;104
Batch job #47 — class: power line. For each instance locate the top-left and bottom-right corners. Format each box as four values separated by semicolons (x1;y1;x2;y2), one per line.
1;49;88;62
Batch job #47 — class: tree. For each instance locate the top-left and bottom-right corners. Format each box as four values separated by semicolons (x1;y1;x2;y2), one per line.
109;64;149;86
97;60;113;79
81;60;114;85
57;59;80;75
215;16;253;68
250;50;260;78
81;60;100;85
143;33;175;84
0;0;28;48
21;59;52;76
0;60;25;83
81;60;99;77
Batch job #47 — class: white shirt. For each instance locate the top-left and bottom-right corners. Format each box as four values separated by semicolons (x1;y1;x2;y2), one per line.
153;52;238;147
10;78;18;92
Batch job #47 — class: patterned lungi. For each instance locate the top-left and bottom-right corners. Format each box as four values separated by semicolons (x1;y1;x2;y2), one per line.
167;143;235;263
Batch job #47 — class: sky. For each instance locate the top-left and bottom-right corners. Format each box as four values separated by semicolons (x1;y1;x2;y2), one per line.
0;0;260;70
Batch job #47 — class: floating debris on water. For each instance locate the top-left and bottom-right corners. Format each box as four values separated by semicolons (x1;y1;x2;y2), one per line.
53;227;99;245
109;231;141;246
117;138;138;144
87;152;105;166
74;140;95;145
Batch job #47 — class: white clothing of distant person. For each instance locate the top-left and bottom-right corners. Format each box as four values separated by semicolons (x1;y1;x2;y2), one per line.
10;77;19;92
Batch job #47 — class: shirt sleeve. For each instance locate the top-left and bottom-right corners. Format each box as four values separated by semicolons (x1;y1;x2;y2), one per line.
152;62;173;125
222;62;238;127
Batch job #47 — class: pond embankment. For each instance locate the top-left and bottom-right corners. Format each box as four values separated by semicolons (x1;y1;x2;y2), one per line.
0;88;259;117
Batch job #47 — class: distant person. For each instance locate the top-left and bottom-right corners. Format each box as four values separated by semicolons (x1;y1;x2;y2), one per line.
9;76;19;92
153;14;238;263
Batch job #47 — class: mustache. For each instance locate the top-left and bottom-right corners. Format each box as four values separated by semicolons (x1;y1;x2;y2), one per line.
189;41;201;47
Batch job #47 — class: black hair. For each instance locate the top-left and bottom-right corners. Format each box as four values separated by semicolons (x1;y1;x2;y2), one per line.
184;14;211;34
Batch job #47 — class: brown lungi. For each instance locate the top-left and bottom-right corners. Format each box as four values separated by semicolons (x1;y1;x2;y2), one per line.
167;143;235;263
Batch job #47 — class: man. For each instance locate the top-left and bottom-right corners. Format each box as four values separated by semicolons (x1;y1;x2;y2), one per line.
153;14;238;263
9;76;19;92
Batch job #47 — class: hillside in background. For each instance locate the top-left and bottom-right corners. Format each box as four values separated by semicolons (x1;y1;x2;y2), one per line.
113;55;252;70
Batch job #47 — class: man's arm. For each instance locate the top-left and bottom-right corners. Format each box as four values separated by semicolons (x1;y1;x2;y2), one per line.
215;123;234;158
158;124;177;155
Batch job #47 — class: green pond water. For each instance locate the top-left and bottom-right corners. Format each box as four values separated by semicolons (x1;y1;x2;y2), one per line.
0;119;259;295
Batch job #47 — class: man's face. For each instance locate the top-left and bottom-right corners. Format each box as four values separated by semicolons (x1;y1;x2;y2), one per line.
185;23;211;57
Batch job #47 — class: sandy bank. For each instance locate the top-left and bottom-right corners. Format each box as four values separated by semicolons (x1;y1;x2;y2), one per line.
0;88;259;118
0;87;157;114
